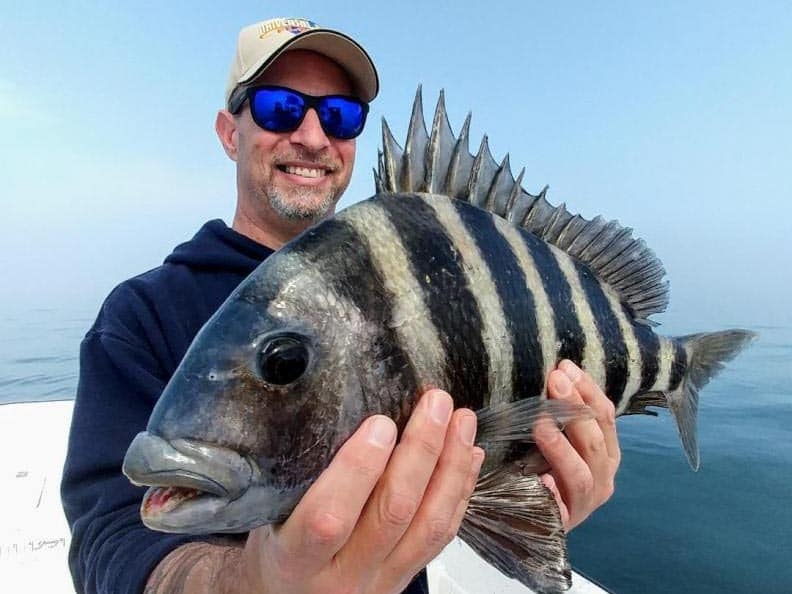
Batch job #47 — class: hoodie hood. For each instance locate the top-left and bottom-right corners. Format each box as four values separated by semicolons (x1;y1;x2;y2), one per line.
165;219;273;274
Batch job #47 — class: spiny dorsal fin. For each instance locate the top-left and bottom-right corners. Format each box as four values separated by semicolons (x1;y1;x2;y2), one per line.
379;120;402;193
469;135;500;209
401;87;429;192
446;112;474;199
375;87;670;321
427;90;456;194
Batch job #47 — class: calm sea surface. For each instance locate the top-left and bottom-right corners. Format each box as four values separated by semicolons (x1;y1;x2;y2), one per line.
1;306;790;593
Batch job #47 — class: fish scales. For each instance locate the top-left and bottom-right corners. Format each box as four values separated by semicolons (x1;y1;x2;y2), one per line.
520;230;586;366
552;245;607;387
280;217;421;429
651;336;676;393
346;192;700;454
357;191;696;467
427;194;513;407
669;340;688;391
634;321;660;397
573;260;630;401
451;195;546;402
353;190;645;414
373;194;490;410
123;89;757;594
598;282;644;407
341;203;448;392
496;222;558;394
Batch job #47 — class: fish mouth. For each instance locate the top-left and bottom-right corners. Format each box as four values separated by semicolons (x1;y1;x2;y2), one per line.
139;484;241;533
123;432;259;532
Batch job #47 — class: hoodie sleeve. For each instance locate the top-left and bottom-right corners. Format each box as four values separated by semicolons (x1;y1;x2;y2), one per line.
61;298;201;594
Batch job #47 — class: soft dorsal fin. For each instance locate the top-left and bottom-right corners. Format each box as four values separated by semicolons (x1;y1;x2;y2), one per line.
375;87;670;322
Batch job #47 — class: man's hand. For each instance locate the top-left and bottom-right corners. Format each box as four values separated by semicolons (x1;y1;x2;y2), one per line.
535;360;621;531
241;389;485;594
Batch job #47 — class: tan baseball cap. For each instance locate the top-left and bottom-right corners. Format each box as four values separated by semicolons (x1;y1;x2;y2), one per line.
225;17;379;111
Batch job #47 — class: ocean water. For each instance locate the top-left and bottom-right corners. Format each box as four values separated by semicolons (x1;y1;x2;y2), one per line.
569;324;792;594
0;308;88;404
1;306;790;593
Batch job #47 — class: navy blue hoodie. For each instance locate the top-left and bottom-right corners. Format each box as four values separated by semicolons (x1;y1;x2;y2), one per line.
61;219;428;594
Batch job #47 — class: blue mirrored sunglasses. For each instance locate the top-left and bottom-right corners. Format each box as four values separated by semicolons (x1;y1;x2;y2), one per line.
230;85;369;140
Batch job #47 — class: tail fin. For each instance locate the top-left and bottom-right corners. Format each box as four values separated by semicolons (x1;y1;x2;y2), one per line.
670;329;757;470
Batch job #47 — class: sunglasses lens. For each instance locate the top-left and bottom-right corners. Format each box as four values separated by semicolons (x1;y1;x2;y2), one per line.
248;87;368;139
318;97;367;139
250;88;306;133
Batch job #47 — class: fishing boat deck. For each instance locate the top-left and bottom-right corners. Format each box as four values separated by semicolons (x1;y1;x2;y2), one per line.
1;400;74;592
0;400;607;593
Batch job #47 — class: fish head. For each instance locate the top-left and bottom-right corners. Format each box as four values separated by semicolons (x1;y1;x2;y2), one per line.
123;223;403;533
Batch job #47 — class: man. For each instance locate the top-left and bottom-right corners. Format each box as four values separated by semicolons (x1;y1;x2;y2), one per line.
62;17;620;594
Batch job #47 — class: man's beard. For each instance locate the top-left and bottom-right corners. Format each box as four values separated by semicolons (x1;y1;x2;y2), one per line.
264;183;340;222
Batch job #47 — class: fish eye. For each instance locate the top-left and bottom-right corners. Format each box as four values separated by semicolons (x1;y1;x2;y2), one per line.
257;334;310;385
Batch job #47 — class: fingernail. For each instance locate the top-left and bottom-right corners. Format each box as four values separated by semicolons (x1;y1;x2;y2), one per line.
560;360;583;382
540;473;556;491
429;391;453;425
552;372;572;397
471;448;485;475
459;413;477;445
367;416;396;447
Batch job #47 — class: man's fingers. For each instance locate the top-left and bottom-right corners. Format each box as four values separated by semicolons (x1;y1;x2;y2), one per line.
337;390;454;574
450;447;485;532
533;398;590;529
556;361;619;504
536;364;599;529
540;473;570;528
267;415;397;578
559;360;621;468
536;361;619;530
377;407;479;586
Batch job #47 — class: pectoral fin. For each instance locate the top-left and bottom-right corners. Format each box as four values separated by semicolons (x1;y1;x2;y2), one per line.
475;396;593;445
457;397;594;592
459;467;570;594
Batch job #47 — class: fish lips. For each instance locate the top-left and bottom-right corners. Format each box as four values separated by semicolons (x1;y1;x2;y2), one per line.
123;432;257;530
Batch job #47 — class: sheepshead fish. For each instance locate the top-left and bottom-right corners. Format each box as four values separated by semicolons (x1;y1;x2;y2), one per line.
123;89;755;593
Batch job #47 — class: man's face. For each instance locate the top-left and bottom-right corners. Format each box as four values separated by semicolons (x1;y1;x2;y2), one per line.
232;50;358;226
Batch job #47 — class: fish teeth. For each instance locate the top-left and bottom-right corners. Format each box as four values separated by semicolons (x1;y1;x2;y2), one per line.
284;165;325;178
143;486;201;516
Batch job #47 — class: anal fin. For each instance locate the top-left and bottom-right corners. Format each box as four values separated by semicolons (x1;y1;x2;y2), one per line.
623;391;667;417
459;466;571;594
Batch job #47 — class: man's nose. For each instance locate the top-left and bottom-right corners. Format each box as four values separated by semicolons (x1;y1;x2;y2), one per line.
289;108;331;150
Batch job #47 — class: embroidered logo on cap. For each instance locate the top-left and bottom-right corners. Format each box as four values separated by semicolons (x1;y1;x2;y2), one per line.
258;18;319;39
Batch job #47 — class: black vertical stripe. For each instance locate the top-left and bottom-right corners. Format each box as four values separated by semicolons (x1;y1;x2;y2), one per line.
288;217;419;409
633;322;660;392
453;201;545;399
519;233;585;367
669;339;687;391
376;194;489;409
574;261;628;402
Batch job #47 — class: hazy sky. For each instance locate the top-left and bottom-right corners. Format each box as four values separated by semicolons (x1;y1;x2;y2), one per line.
2;2;790;330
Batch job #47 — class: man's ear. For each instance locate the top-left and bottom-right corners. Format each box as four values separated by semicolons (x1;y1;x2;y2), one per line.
215;110;239;161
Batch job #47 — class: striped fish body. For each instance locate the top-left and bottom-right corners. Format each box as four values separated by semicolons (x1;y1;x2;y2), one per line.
126;187;734;520
126;190;602;521
313;192;696;471
328;192;672;422
122;90;757;593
